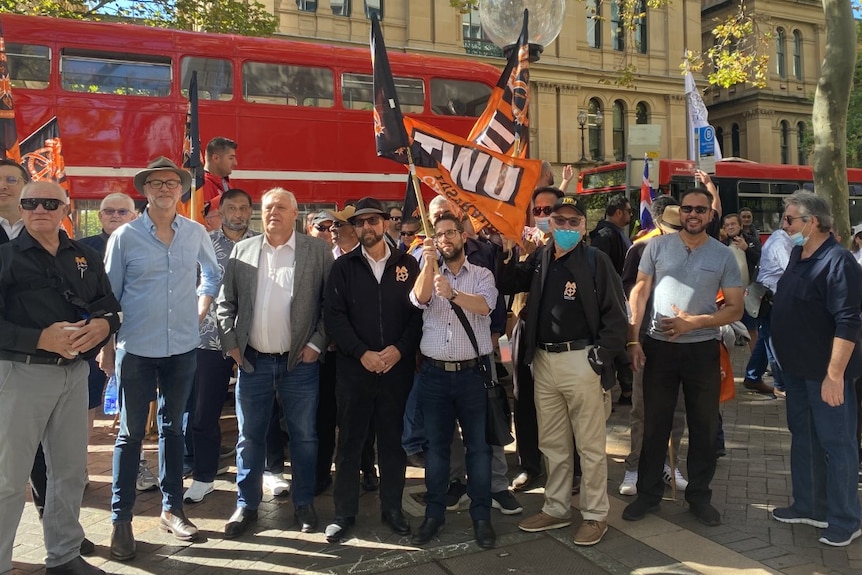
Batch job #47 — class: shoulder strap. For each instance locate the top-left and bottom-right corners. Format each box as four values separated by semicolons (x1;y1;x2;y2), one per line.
449;301;481;360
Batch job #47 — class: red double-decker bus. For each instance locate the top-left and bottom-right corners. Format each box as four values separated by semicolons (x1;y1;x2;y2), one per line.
2;14;500;234
577;158;862;237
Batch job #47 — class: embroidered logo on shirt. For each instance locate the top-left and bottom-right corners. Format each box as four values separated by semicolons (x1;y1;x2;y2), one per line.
395;265;409;282
75;256;88;279
563;281;577;300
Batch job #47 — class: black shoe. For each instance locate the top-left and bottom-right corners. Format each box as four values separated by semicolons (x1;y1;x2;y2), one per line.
314;474;333;496
324;516;355;543
689;502;722;526
159;509;199;541
361;469;380;492
445;480;468;510
622;498;660;521
45;556;106;575
224;507;257;539
715;448;727;458
473;519;496;549
406;452;426;468
79;537;95;556
411;517;444;545
617;394;632;406
295;504;318;533
110;522;136;561
382;508;411;536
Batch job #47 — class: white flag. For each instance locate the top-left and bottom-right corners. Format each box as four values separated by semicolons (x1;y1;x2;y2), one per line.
685;67;723;162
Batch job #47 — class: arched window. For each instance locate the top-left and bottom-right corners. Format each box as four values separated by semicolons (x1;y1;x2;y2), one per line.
586;0;601;49
634;0;647;54
331;0;350;16
588;98;604;161
297;0;317;11
636;102;648;124
731;123;740;157
793;30;803;80
611;0;624;51
797;122;807;165
776;27;786;79
613;101;625;161
365;0;382;20
716;127;725;157
780;121;790;164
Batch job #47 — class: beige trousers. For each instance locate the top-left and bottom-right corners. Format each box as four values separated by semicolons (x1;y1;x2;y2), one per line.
533;348;610;521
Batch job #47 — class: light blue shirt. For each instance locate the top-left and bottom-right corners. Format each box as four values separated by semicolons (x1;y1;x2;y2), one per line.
105;210;221;358
756;229;794;294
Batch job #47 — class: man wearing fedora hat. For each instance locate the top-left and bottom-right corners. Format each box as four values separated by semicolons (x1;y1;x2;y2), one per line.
105;157;221;560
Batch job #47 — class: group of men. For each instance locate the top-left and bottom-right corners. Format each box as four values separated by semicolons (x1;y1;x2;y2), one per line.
2;144;861;575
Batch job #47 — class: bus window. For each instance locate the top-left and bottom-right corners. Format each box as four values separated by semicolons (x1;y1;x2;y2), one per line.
7;43;50;89
430;78;491;117
738;195;785;233
60;51;172;97
581;167;626;192
242;61;333;107
341;73;424;113
181;57;233;101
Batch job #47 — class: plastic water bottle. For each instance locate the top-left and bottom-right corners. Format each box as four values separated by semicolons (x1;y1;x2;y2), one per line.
103;374;119;415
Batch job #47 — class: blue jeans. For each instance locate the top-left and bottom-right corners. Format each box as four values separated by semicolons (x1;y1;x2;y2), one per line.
419;361;491;521
189;349;234;482
401;373;427;456
744;307;785;389
784;373;861;540
111;349;197;523
235;356;318;510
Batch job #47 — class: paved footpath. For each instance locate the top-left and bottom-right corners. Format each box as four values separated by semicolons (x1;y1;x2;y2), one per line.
11;347;862;574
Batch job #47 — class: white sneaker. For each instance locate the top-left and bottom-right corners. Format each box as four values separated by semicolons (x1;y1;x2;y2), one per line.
183;480;214;503
619;470;638;495
663;464;688;490
136;460;158;492
263;471;291;496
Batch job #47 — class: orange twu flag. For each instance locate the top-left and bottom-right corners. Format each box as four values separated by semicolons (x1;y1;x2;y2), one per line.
404;117;542;241
178;71;205;224
0;22;20;163
20;117;74;237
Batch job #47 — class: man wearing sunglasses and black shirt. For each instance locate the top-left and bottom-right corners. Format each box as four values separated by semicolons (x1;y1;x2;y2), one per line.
624;187;742;527
0;181;121;575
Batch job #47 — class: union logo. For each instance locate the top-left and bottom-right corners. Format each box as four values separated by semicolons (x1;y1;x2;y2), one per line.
563;281;577;300
395;265;409;282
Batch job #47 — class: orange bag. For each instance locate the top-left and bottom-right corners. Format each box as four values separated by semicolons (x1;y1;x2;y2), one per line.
719;343;735;403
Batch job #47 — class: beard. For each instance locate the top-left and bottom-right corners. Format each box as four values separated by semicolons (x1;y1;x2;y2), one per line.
359;228;384;248
222;219;248;232
441;243;464;262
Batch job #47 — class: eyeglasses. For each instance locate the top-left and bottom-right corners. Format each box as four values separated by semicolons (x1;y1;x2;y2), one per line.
145;179;182;190
102;208;131;216
20;197;63;211
532;206;553;217
551;215;583;228
331;221;345;228
1;175;21;186
679;205;710;214
390;215;402;222
401;230;418;237
352;215;382;228
784;215;809;226
433;228;460;242
315;223;333;232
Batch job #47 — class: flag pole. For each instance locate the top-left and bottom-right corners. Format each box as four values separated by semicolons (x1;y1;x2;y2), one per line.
405;145;440;274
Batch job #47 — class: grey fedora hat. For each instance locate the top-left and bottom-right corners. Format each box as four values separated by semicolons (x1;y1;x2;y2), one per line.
133;156;192;195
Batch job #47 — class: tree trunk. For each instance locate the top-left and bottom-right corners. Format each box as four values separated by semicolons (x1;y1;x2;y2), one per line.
813;0;856;244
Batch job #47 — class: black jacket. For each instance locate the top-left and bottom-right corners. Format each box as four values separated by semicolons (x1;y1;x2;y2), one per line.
589;220;628;275
324;246;422;383
722;231;761;284
498;241;627;372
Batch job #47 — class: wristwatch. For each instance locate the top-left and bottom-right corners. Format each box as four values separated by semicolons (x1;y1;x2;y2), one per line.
448;289;460;301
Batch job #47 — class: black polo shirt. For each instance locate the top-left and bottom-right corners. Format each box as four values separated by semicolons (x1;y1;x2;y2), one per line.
536;249;593;344
0;229;121;358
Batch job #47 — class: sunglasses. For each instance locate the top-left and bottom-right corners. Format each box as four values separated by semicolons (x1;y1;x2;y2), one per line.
21;197;63;211
532;206;553;217
401;230;418;237
679;205;710;214
352;215;382;227
315;223;333;232
102;208;131;216
551;215;583;228
784;215;809;226
389;216;402;221
331;221;345;228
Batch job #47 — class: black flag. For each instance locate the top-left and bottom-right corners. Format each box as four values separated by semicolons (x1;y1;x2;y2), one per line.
371;15;410;162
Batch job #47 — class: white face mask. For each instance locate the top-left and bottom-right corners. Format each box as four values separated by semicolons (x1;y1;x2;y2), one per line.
535;217;550;233
790;221;811;247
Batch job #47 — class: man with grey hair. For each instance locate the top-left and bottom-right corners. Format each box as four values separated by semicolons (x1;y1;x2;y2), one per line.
770;190;862;547
218;187;333;538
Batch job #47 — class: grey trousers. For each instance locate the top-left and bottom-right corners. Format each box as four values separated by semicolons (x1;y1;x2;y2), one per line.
625;367;687;471
0;360;89;571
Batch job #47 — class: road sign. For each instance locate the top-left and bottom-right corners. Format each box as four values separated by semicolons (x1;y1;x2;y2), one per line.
696;125;716;174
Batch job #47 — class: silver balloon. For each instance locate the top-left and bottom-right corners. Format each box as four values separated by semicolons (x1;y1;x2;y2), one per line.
478;0;566;48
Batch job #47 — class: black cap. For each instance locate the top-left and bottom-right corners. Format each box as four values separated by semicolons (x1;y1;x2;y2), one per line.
349;197;389;221
552;196;586;216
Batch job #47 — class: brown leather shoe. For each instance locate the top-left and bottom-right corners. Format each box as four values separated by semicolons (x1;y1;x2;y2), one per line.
743;379;775;395
110;522;136;561
159;509;199;541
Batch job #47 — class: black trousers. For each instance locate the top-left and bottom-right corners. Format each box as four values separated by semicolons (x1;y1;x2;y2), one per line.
638;338;720;505
30;443;47;518
332;369;411;517
512;319;542;476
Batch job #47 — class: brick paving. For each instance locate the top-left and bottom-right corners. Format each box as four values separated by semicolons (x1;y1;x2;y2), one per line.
10;346;862;574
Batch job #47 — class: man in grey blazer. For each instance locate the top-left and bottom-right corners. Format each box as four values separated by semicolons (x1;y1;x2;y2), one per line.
217;187;333;538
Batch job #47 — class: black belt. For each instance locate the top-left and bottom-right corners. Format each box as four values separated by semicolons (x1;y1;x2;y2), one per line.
247;346;289;359
537;339;593;353
0;351;79;366
423;356;480;372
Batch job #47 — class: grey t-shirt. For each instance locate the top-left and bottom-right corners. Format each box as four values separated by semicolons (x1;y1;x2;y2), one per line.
638;233;742;343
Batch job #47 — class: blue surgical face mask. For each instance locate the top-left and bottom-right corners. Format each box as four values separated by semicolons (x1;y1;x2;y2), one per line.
553;228;582;251
535;217;550;233
790;221;810;247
